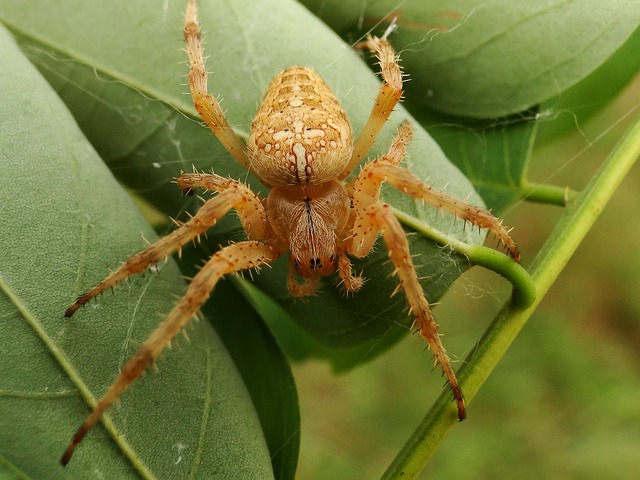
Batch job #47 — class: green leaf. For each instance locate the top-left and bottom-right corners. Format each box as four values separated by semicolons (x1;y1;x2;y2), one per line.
301;0;640;118
418;110;538;212
302;0;639;211
0;23;274;479
198;275;300;480
537;24;640;144
237;279;408;371
1;0;489;363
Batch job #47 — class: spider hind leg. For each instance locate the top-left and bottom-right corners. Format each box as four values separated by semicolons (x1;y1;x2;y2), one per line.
345;122;521;420
61;241;278;465
347;201;466;420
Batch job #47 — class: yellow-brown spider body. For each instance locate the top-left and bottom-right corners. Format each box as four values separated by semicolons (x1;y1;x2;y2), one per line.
248;66;354;278
60;0;521;465
248;66;353;187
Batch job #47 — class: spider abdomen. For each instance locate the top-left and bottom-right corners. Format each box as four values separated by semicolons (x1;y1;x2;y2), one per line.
247;66;353;187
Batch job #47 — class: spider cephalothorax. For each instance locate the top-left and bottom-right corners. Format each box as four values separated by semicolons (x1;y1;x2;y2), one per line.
61;0;520;465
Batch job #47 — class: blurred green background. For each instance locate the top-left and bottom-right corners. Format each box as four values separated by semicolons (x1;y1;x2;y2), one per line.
292;77;640;479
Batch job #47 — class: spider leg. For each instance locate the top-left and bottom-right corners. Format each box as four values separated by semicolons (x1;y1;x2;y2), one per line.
337;250;365;293
61;240;279;465
176;171;267;241
65;179;267;316
346;201;466;420
184;0;250;170
340;35;404;179
350;122;520;261
286;258;321;297
343;122;522;419
346;129;465;416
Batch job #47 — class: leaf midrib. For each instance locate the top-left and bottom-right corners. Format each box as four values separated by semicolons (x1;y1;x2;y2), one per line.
0;273;157;479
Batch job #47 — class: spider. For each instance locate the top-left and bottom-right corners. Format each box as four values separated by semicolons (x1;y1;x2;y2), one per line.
61;0;520;465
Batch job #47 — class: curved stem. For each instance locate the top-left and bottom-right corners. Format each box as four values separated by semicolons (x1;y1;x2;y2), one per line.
392;207;536;309
383;115;640;480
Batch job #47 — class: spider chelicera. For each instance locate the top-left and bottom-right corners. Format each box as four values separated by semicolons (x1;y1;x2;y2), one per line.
61;0;520;465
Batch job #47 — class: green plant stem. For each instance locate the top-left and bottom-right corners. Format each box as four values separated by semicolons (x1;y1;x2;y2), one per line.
382;114;640;480
520;181;579;205
393;208;536;309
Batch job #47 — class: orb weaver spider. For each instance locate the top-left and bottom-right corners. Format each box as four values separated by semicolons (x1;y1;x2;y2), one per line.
61;0;520;465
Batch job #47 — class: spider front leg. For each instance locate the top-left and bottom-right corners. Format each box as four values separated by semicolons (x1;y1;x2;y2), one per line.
352;122;520;261
344;124;465;419
61;240;278;465
176;171;267;241
340;35;404;179
184;0;250;170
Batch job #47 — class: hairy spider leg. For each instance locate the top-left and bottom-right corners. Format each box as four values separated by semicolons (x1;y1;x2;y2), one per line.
370;164;521;260
350;202;466;419
61;240;278;465
336;249;365;293
65;178;267;317
347;122;521;418
176;171;267;240
340;35;404;179
184;0;250;171
352;123;520;262
61;178;270;464
346;122;466;419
